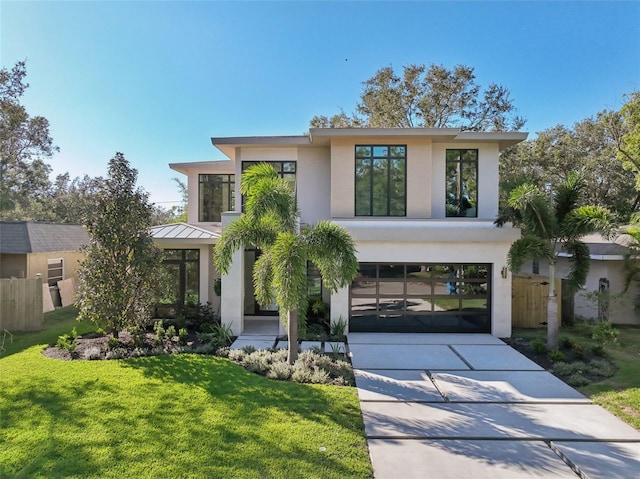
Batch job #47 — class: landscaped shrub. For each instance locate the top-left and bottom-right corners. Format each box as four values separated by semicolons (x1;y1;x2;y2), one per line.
82;346;102;360
329;316;347;340
548;349;565;362
165;325;177;341
304;324;328;341
588;359;616;377
105;347;128;360
591;344;606;356
291;361;314;383
178;328;189;345
591;321;619;346
567;373;591;387
267;361;293;380
107;336;120;350
553;361;587;376
532;339;547;355
153;320;165;345
572;343;585;360
56;334;77;354
310;367;331;384
192;343;217;355
228;349;247;362
560;336;574;349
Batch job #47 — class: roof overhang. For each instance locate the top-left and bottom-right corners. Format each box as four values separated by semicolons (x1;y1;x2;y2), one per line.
210;129;528;159
169;159;235;175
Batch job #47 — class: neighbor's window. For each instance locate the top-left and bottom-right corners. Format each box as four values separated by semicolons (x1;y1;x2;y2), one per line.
446;149;478;217
199;174;235;222
47;258;64;287
355;145;406;216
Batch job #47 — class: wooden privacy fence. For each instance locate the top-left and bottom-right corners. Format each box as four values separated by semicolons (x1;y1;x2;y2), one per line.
0;278;44;332
512;274;562;329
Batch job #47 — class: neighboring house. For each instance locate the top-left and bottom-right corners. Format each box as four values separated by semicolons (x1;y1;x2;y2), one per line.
522;233;639;325
0;221;89;306
164;128;527;337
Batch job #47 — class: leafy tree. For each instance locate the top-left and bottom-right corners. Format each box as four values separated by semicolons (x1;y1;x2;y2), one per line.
214;163;358;364
501;172;614;349
621;221;640;314
605;91;640;198
76;153;163;338
0;61;57;215
310;63;525;131
500;115;637;220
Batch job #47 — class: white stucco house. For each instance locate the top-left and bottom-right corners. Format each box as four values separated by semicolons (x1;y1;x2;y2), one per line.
153;128;528;337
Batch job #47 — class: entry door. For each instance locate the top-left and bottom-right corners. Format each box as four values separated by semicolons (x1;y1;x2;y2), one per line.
244;249;278;315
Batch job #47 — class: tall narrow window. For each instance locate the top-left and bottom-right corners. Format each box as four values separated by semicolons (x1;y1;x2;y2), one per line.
47;258;64;287
355;145;406;216
446;149;478;217
199;174;235;222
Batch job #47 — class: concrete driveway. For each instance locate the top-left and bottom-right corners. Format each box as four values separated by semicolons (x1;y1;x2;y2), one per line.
349;333;640;479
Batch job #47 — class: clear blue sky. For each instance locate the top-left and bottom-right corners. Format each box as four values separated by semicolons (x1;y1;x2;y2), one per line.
2;1;639;207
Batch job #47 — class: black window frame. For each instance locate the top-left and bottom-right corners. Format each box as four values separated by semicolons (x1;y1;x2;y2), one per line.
354;145;407;217
198;173;235;222
445;149;479;218
241;161;297;211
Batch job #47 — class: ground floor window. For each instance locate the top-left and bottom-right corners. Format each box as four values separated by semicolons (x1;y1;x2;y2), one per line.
47;258;64;287
156;249;200;318
350;263;491;333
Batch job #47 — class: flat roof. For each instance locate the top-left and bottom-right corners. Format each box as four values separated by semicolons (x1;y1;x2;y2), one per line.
211;128;528;159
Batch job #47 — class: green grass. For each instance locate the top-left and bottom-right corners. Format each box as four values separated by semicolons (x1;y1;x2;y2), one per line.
1;307;93;358
0;309;372;478
513;324;640;430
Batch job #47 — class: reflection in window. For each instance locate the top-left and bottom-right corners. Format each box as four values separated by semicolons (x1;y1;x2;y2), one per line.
199;174;235;222
446;149;478;217
355;145;406;216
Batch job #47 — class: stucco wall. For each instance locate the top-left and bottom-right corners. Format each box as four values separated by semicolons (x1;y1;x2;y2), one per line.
26;251;85;282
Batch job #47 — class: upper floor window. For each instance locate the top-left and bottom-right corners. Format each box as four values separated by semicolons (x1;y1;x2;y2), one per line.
199;174;235;222
241;161;296;192
446;149;478;217
355;145;406;216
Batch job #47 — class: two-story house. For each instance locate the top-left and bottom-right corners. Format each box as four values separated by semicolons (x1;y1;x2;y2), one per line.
158;128;527;337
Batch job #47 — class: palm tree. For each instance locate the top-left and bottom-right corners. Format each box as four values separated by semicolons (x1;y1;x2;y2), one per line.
504;171;614;349
213;163;359;364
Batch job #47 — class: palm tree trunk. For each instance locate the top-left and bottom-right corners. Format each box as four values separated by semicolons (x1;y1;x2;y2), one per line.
547;260;559;350
287;309;299;364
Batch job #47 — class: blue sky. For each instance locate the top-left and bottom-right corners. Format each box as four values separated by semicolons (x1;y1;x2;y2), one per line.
2;1;639;207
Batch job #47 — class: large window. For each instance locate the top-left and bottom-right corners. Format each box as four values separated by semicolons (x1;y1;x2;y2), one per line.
350;263;491;333
355;145;406;216
157;249;200;317
446;149;478;217
199;174;235;222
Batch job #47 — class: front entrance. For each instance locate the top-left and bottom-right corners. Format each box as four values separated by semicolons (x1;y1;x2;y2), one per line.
244;248;278;315
349;263;491;333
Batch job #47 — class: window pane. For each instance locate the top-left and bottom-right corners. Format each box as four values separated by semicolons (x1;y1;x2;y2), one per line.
372;158;388;215
357;264;377;278
373;146;388;157
351;297;377;312
283;161;296;173
356;146;371;158
406;298;432;313
355;158;371;216
390;146;406;158
446;150;460;161
352;280;376;296
406;281;429;295
378;281;404;295
379;264;404;278
379;298;405;311
462;161;477;217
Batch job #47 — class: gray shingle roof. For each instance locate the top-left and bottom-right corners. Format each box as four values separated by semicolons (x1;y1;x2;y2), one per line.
0;221;89;254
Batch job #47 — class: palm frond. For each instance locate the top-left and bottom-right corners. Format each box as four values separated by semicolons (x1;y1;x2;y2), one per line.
270;232;308;312
239;162;279;196
554;170;585;225
561;205;615;240
508;183;556;239
563;240;591;291
507;235;552;273
213;215;278;274
303;221;359;292
252;250;275;308
244;180;299;232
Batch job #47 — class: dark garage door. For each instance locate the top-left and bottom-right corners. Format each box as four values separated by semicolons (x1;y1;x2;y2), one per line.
350;263;491;333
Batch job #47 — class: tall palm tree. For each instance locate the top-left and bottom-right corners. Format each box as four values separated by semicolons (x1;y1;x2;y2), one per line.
213;163;359;364
504;171;614;349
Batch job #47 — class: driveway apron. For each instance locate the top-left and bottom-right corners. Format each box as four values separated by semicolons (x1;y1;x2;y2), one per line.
349;333;640;479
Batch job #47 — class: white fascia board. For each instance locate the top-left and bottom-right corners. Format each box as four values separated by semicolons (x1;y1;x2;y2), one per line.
169;160;235;175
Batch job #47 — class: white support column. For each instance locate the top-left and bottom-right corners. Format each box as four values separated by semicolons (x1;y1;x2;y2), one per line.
330;285;350;334
221;212;244;336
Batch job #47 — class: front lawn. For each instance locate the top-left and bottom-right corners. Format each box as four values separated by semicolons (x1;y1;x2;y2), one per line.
512;324;640;430
0;309;372;478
